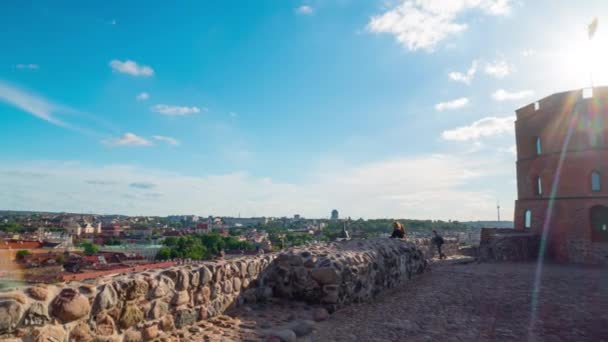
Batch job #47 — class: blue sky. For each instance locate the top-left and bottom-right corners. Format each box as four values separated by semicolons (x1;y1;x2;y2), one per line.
1;0;607;219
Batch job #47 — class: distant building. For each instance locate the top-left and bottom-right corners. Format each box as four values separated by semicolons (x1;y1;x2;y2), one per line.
514;87;608;263
331;209;339;220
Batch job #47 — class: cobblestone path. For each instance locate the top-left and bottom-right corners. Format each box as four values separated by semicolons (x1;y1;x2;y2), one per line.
311;260;608;341
178;260;607;341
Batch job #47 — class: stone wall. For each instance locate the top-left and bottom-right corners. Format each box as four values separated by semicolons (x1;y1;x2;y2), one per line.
0;254;277;341
0;238;428;340
412;238;459;259
479;228;540;262
267;239;426;305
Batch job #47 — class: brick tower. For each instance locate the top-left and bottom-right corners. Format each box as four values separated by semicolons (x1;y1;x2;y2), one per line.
514;87;608;264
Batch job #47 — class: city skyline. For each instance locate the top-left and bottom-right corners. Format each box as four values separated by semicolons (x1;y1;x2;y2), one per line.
1;1;607;219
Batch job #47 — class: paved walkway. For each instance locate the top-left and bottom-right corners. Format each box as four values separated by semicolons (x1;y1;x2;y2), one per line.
311;259;608;341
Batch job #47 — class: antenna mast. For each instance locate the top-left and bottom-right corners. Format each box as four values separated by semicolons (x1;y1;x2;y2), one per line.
497;201;501;222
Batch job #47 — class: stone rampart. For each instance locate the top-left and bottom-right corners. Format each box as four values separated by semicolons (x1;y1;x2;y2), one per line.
267;239;426;305
0;254;277;341
411;238;459;259
0;239;428;340
479;228;540;262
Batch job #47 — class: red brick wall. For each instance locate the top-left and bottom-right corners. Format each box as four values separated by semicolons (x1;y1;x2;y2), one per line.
514;87;608;264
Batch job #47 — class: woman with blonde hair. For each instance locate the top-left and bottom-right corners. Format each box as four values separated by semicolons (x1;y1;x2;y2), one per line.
390;221;405;239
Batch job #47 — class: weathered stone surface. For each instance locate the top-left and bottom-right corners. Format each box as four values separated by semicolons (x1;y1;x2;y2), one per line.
0;239;428;339
322;285;339;304
95;313;116;336
200;266;213;285
159;314;174;332
310;267;339;285
266;329;296;342
92;284;118;315
33;325;66;342
79;284;97;299
0;292;27;304
289;320;315;337
247;262;258;277
211;283;222;300
119;303;144;329
50;288;91;323
172;290;190;306
223;279;233;294
23;302;50;326
123;328;142;342
312;308;329;322
233;277;242;292
127;279;149;300
267;239;426;306
142;324;159;340
0;300;22;334
152;275;174;298
190;270;200;288
28;286;48;301
148;300;168;319
176;270;190;291
69;321;93;342
175;309;197;328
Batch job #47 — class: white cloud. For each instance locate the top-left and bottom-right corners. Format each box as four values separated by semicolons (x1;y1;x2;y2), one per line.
16;64;39;70
0;155;506;220
136;92;149;101
441;116;515;141
449;60;478;84
499;145;517;155
153;135;180;146
492;89;533;101
296;5;313;15
105;133;152;146
484;60;513;78
435;97;469;111
0;81;66;127
521;49;535;57
366;0;512;51
151;104;202;116
109;59;154;77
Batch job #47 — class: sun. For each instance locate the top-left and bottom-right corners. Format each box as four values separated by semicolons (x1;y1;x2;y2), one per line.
553;26;608;88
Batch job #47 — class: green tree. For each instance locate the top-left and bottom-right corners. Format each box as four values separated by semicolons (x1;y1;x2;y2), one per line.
104;238;122;246
199;233;225;255
163;236;178;246
156;247;174;260
81;242;100;255
15;249;31;260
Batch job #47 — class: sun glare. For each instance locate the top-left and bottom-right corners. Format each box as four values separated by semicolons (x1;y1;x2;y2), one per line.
554;28;608;88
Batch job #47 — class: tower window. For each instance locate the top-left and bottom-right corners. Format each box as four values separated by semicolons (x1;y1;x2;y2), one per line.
592;171;601;192
536;137;542;155
537;176;543;195
524;210;532;229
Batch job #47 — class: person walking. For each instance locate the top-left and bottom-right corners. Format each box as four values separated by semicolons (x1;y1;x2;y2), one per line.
431;230;446;259
390;221;405;239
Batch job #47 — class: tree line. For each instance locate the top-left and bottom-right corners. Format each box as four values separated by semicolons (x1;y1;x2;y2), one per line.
155;233;254;261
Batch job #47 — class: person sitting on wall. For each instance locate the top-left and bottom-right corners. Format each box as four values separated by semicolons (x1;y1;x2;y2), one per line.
432;230;446;259
390;221;405;239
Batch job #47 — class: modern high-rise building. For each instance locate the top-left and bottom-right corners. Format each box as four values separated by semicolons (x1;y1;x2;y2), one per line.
513;87;608;264
331;209;339;220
